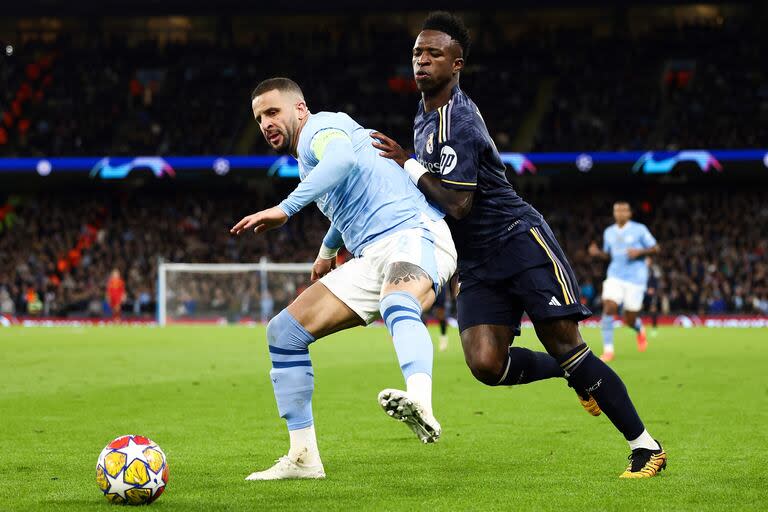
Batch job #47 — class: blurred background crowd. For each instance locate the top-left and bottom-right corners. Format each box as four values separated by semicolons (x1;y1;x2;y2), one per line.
2;8;766;157
2;184;766;320
1;3;766;320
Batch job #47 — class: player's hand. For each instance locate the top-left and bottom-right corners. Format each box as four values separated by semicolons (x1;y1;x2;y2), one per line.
627;248;643;259
371;131;409;167
311;256;337;282
230;206;288;235
588;241;601;257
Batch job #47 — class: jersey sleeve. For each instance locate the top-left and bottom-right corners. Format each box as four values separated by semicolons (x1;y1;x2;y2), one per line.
278;130;356;217
437;104;480;191
640;225;657;248
310;128;350;161
322;224;344;250
602;228;612;253
298;124;352;167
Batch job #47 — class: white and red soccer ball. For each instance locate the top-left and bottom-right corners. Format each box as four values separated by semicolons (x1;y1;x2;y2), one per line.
96;434;169;505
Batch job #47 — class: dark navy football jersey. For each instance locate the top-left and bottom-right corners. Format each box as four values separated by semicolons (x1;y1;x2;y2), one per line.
413;85;543;271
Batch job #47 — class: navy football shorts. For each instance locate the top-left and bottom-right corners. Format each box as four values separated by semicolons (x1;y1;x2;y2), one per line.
456;221;592;333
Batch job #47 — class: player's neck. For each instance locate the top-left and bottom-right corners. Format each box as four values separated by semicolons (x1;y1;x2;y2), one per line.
616;220;629;228
422;80;458;113
290;112;311;158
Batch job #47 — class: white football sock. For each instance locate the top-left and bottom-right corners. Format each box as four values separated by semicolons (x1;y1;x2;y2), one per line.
628;429;660;451
288;425;322;466
406;372;433;415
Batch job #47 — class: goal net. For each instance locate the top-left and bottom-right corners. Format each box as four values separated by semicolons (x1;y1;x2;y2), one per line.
157;260;313;325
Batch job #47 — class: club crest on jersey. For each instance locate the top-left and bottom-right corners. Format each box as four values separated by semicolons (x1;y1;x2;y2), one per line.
426;132;434;154
439;145;458;175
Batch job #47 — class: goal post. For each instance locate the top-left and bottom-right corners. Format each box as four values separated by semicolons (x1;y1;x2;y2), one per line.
157;259;314;326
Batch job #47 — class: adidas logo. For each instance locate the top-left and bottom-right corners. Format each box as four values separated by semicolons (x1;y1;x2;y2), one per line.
549;296;562;307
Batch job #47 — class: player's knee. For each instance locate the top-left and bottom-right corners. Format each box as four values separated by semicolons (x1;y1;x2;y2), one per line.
603;301;618;315
266;309;313;352
265;312;282;346
465;347;506;386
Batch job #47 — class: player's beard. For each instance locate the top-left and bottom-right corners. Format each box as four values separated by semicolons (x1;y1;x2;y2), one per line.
271;129;292;155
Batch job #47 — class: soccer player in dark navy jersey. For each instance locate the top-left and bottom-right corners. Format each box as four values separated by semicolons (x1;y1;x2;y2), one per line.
372;11;667;478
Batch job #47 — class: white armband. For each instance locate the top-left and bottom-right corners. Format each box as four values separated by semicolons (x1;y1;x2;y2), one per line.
318;244;339;260
404;158;428;185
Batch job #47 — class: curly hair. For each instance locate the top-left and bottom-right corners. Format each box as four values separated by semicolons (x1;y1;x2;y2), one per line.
422;11;471;58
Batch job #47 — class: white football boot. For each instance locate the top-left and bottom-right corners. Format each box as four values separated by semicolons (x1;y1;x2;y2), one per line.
245;456;325;481
378;388;441;443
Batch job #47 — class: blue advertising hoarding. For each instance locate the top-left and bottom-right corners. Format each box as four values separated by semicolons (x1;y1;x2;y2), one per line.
0;150;766;179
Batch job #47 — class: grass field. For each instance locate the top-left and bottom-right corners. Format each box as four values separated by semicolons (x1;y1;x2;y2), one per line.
1;325;767;511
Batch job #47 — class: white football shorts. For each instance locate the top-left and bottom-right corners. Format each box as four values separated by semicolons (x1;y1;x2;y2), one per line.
320;216;457;324
601;277;646;312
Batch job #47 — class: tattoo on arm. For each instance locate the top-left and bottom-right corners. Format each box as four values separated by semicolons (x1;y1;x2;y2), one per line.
384;262;431;286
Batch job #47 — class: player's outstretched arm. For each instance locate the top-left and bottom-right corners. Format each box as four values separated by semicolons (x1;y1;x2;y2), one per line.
278;136;357;217
371;131;473;219
232;136;357;239
230;206;289;235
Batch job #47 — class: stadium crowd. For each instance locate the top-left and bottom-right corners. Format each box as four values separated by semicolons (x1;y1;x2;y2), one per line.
0;185;327;320
1;185;766;320
533;21;768;151
2;10;766;321
2;17;765;156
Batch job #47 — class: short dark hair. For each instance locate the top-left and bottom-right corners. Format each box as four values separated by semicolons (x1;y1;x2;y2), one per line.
251;77;304;101
422;11;471;58
614;200;632;209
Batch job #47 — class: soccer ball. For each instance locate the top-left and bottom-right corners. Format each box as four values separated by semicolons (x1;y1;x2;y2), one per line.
96;434;169;505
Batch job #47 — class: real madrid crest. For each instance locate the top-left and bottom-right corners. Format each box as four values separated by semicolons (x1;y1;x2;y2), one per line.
426;132;434;154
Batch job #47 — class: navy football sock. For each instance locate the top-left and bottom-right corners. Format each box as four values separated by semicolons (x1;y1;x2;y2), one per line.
558;343;645;440
439;318;447;336
495;347;563;386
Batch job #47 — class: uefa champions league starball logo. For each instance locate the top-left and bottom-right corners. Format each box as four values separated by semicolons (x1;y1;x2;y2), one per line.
213;158;230;176
576;154;593;172
36;160;52;176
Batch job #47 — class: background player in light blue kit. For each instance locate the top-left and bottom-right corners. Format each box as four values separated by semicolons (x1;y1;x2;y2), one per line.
589;201;660;361
231;78;457;480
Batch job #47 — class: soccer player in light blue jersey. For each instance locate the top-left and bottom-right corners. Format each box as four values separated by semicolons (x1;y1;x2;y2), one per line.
589;201;660;361
230;78;457;480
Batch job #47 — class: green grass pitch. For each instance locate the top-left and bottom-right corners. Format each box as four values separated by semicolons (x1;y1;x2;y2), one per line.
1;325;767;511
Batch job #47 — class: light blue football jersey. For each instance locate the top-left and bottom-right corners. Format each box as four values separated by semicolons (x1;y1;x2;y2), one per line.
295;111;443;256
603;221;657;286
